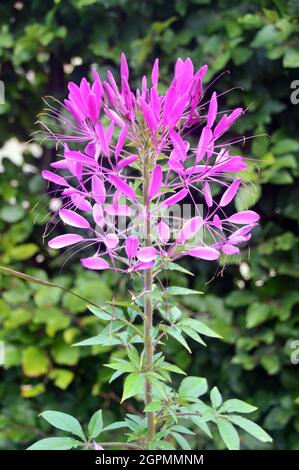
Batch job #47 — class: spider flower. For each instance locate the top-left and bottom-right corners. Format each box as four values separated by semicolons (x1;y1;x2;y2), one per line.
42;54;259;273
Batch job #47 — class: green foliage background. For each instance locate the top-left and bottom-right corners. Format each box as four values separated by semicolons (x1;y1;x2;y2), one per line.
0;0;299;449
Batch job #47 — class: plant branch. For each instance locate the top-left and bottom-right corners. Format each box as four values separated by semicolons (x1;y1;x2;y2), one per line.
143;151;155;446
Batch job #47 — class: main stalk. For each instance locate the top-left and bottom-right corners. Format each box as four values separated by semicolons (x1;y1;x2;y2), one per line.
143;153;155;445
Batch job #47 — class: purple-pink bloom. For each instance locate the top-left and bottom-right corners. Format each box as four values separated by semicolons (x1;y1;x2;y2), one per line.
42;53;259;273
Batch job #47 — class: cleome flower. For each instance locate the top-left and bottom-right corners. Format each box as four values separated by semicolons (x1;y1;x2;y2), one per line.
41;53;259;273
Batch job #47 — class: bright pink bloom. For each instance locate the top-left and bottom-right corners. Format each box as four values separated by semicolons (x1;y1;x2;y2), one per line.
42;53;258;272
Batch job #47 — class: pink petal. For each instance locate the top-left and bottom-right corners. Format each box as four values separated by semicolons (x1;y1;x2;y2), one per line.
59;209;90;229
151;58;159;87
170;130;187;161
115;125;128;160
71;194;92;212
157;220;170;243
148;165;163;201
228;210;260;225
92;175;106;204
215;156;247;173
48;234;83;249
125;236;139;258
51;160;69;170
207;92;217;128
222;244;240;255
86;92;99;122
203;182;213;208
138;98;157;132
104;108;126;128
104;233;119;249
104;204;132;216
196;127;212;163
93;203;104;225
212;214;222;229
95;122;109;157
136;260;155;271
109;175;136;202
105;122;115;146
93;442;104;450
80;257;110;270
168;159;185;174
137;246;158;262
120;52;129;81
219;179;241;207
163;86;176;124
118;154;138;170
178;216;203;242
150;87;161;119
167;93;189;127
42;171;69;188
187;247;220;260
161;189;188;208
65;150;96;166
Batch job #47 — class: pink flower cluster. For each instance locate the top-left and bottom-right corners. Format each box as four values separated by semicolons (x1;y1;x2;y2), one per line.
43;54;259;272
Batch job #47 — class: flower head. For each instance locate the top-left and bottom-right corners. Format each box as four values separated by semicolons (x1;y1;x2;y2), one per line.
42;54;259;273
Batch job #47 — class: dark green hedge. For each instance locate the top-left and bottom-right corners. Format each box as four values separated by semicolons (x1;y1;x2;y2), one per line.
1;0;299;449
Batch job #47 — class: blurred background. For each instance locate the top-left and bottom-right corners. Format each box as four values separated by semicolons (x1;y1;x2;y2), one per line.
0;0;299;450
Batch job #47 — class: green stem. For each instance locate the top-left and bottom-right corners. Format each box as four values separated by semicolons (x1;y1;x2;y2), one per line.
143;152;155;446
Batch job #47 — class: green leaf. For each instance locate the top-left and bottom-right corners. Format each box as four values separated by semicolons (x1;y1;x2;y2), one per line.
27;437;81;450
171;431;191;450
246;303;271;328
235;185;261;211
49;369;74;390
161;363;186;375
127;346;140;368
191;416;212;438
179;318;221;338
166;262;194;276
179;377;208;398
216;418;240;450
22;347;50;377
40;411;85;440
87;305;112;320
219;399;257;414
180;325;206;346
88;410;103;439
52;340;79;366
105;361;136;373
144;401;163;412
210;386;223;408
8;243;39;261
283;49;299;68
103;421;128;432
121;373;144;402
167;287;203;296
161;325;191;352
228;415;272;443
